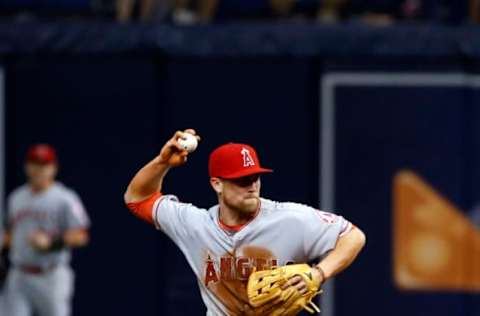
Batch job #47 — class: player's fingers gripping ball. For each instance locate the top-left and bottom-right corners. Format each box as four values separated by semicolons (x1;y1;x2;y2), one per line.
177;132;198;153
247;264;323;316
159;130;199;167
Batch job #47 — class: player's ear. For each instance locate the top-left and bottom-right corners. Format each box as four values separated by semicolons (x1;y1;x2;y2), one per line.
210;177;223;194
51;163;59;178
24;163;31;179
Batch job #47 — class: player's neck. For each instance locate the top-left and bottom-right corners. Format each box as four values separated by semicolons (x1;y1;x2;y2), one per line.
29;180;54;193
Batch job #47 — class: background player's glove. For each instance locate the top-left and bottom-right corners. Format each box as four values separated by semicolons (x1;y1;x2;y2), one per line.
247;264;322;316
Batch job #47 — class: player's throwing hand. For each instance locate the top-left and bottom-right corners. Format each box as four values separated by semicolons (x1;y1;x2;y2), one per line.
158;129;200;167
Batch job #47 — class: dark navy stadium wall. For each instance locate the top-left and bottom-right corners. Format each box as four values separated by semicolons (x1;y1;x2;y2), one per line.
2;23;480;316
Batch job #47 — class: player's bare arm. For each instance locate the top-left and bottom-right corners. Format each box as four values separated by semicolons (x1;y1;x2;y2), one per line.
282;226;366;295
64;228;89;247
2;230;11;248
316;226;366;279
124;129;200;204
30;228;90;252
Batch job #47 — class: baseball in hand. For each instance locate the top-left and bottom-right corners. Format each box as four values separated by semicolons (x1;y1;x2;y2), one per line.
178;133;198;153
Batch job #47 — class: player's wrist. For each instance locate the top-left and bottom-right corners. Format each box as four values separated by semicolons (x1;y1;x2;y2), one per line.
312;265;326;285
153;155;170;167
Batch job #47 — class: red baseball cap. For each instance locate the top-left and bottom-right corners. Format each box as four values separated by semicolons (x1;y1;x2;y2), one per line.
208;143;273;179
26;144;57;164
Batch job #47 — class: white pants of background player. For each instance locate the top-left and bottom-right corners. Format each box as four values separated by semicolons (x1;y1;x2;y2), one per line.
4;266;74;316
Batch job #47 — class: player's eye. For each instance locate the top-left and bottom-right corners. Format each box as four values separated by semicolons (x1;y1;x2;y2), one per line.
233;175;259;187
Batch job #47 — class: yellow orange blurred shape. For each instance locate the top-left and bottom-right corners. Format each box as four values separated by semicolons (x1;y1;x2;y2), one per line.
393;170;480;292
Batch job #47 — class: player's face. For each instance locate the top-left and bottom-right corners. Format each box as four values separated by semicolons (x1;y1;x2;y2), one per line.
220;174;261;214
25;162;57;190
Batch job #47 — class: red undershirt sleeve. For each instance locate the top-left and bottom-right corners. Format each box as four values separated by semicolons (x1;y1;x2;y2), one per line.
126;192;162;225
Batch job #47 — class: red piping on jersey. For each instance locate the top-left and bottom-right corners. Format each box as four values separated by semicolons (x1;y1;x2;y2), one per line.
218;200;261;232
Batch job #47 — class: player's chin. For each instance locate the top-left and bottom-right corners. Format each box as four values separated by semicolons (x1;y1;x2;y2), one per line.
241;197;259;213
30;178;49;187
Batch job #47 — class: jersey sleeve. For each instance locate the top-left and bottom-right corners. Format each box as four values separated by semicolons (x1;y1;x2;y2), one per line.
62;191;91;230
300;206;353;261
152;195;209;251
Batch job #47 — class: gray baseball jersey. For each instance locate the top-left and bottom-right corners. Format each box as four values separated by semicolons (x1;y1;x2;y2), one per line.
7;182;90;268
152;195;352;316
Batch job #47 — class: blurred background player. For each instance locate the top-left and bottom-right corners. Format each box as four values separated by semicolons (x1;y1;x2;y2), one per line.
2;144;90;316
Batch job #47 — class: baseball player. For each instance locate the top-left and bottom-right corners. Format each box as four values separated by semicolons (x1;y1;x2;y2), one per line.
3;144;90;316
125;129;366;315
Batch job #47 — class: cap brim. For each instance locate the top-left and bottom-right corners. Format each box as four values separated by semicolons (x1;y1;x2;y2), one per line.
219;167;273;179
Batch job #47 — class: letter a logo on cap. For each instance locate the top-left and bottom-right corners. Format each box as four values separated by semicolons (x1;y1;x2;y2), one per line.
208;143;273;178
241;148;255;167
